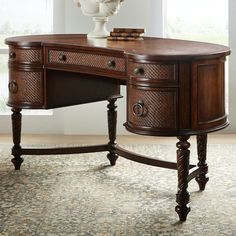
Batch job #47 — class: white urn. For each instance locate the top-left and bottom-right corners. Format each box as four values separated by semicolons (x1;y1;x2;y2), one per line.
74;0;124;38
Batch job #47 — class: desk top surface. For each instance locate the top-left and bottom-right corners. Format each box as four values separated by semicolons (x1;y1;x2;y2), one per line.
5;34;230;60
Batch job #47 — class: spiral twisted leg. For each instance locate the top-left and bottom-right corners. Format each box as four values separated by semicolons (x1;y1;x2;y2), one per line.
195;134;209;191
175;136;191;222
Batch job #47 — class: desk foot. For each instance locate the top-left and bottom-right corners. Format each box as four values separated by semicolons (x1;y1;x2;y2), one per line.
175;136;191;221
11;155;23;170
195;175;209;191
107;98;118;166
11;108;23;170
195;134;209;191
107;152;118;166
175;201;190;222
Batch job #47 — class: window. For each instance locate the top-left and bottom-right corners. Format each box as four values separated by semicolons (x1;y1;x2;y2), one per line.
165;0;228;45
0;0;53;113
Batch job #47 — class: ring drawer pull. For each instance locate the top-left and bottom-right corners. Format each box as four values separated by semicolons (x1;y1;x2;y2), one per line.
9;52;16;59
59;54;67;61
107;60;116;68
134;67;144;76
8;80;18;94
132;100;145;117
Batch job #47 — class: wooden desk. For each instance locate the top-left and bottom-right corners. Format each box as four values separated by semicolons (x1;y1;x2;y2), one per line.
5;35;230;221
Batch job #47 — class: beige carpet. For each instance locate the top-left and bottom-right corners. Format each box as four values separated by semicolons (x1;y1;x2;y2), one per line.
0;143;236;236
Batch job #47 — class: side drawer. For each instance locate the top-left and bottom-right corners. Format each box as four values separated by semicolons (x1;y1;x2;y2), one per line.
128;61;177;82
125;84;178;135
9;46;42;64
47;49;126;74
7;69;43;108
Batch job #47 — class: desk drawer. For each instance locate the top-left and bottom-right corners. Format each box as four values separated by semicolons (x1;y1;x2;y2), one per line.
128;62;177;81
47;49;126;73
126;84;177;131
8;70;43;107
9;46;42;64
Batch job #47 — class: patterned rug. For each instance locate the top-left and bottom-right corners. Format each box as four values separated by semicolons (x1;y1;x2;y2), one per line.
0;143;236;236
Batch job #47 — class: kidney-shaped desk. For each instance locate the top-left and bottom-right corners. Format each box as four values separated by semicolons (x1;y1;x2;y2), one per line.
5;35;230;221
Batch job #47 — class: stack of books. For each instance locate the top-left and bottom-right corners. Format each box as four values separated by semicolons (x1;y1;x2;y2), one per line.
107;28;144;41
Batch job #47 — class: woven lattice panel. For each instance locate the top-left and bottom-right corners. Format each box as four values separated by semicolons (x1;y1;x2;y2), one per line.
9;46;41;63
8;70;43;105
129;62;176;80
48;50;126;72
128;87;177;129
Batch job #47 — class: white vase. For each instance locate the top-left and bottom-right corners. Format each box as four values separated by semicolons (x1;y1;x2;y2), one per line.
73;0;124;38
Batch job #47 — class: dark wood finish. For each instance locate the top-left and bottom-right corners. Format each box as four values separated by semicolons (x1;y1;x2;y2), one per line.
11;108;23;170
178;62;191;129
115;145;195;170
107;98;119;166
5;34;230;221
175;136;191;222
5;34;229;60
14;145;109;156
45;70;121;109
195;134;209;190
191;59;227;131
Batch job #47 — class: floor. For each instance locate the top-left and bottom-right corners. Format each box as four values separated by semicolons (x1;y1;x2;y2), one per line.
1;133;236;235
0;133;236;145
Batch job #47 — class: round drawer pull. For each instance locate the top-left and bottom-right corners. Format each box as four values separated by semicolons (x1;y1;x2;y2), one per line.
134;67;144;76
9;52;16;59
8;80;18;94
132;100;145;117
107;60;116;68
59;54;67;61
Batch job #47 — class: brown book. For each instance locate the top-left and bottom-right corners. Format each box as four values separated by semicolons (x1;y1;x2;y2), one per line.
107;36;143;41
110;32;142;37
113;28;145;34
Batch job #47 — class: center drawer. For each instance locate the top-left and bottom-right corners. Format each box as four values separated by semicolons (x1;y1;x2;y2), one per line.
46;49;126;75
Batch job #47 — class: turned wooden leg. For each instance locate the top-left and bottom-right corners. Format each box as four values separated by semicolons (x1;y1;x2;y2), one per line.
195;134;209;191
11;108;23;170
107;98;118;166
175;136;191;222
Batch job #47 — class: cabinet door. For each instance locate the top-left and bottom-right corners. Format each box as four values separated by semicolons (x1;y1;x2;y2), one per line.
192;58;227;130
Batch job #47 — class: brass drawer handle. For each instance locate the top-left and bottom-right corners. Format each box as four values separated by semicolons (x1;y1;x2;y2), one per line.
59;54;67;62
9;52;16;59
134;67;144;76
107;60;116;68
8;80;18;94
132;100;145;117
